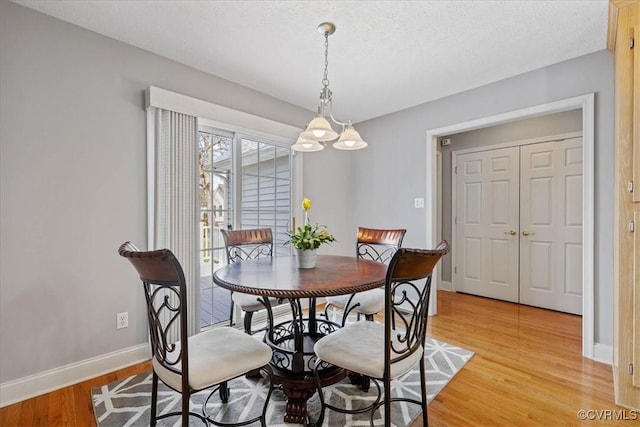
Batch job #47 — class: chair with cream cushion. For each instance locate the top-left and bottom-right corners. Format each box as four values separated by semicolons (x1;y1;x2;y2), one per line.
324;227;406;325
118;241;274;427
221;228;283;335
311;242;449;427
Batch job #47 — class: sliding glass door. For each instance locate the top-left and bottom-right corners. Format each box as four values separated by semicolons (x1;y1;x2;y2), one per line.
198;128;294;328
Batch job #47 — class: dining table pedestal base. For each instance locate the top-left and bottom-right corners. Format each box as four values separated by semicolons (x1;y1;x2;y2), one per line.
274;365;346;424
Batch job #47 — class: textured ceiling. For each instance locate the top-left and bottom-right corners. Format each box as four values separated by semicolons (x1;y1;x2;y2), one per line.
14;0;609;123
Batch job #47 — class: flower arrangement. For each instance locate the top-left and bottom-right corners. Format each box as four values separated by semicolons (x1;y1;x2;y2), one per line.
287;198;336;250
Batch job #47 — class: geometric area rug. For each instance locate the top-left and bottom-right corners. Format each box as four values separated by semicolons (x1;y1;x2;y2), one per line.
91;337;473;427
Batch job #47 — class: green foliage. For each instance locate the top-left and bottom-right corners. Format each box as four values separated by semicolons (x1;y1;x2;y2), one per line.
287;223;336;250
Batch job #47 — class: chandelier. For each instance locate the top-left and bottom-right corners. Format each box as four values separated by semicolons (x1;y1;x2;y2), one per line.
291;22;368;152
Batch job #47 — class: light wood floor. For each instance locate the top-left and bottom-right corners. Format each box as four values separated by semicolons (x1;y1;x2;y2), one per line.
0;291;629;426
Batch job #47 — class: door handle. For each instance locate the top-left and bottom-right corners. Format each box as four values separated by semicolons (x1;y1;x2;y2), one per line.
522;230;535;236
504;230;517;235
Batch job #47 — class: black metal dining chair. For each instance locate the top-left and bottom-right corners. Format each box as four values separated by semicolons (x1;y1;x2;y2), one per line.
118;241;275;426
220;228;284;335
324;227;406;326
311;242;449;427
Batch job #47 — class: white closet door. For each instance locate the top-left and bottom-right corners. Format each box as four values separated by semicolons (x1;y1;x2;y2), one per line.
456;147;520;302
519;138;583;314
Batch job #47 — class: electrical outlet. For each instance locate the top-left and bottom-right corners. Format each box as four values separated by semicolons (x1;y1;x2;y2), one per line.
116;312;129;329
414;198;425;208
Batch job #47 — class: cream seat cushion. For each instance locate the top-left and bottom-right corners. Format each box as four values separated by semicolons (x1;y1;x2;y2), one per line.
152;326;272;392
314;321;423;380
325;294;351;307
232;292;279;312
325;288;385;315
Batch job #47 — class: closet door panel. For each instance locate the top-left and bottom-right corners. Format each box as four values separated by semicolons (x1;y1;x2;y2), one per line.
520;138;583;315
455;147;519;302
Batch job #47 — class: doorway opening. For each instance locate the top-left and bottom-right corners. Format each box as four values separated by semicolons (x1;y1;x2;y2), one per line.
425;93;595;359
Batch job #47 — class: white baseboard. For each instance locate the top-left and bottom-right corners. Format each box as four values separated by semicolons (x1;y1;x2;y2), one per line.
0;343;149;408
439;280;453;291
0;324;614;408
593;343;612;365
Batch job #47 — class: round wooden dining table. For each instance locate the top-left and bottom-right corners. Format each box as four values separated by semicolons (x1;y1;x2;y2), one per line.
213;254;387;424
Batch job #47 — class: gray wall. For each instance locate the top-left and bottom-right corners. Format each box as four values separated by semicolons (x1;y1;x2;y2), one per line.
0;1;310;384
301;147;358;257
321;50;613;346
439;109;583;281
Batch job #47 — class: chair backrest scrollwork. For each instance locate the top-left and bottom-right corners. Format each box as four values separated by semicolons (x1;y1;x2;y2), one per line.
118;242;190;394
384;242;449;368
356;227;407;263
220;228;274;264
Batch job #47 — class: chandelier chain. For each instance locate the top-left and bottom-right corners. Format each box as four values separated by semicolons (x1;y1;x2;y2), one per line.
322;32;330;89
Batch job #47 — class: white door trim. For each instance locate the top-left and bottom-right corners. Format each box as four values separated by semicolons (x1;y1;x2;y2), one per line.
425;93;595;360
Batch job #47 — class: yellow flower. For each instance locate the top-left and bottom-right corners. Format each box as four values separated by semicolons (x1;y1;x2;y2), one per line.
302;198;312;212
287;198;335;250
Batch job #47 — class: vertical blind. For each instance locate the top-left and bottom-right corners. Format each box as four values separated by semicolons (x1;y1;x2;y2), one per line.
150;109;200;336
